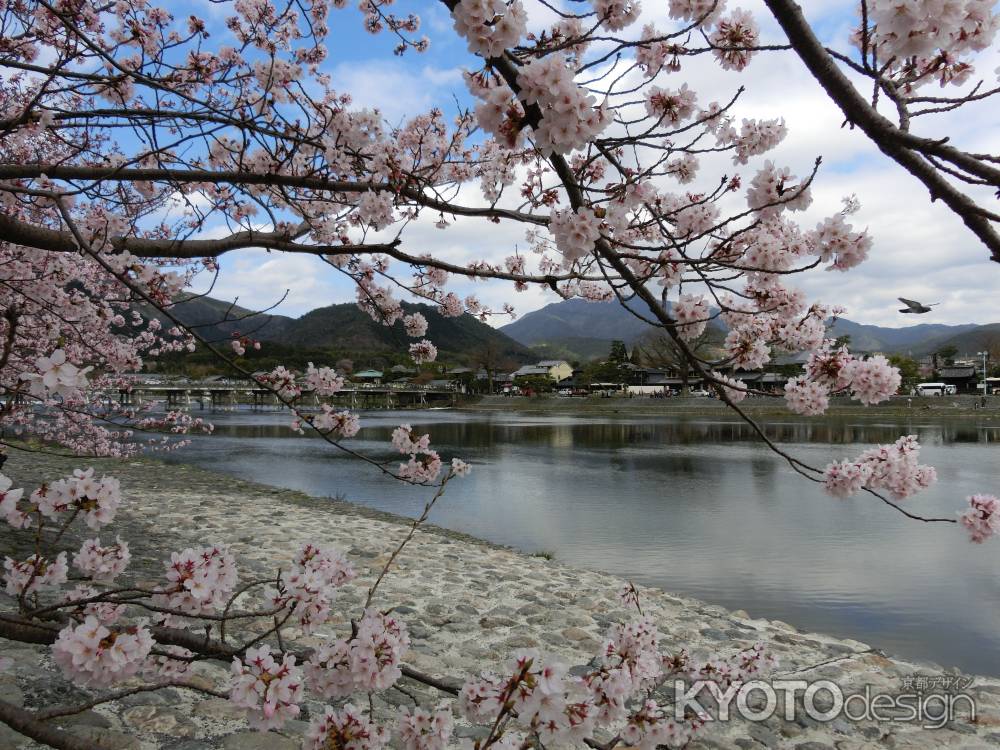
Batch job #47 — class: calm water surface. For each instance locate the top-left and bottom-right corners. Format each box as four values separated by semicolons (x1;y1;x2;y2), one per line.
162;409;1000;675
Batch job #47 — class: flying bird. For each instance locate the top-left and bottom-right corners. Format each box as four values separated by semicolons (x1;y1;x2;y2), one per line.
898;298;939;314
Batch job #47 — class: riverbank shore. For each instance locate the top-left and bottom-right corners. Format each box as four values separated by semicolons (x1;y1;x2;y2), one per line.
464;394;1000;420
2;450;999;749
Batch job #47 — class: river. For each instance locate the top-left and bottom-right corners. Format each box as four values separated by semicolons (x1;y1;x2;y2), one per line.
161;408;1000;675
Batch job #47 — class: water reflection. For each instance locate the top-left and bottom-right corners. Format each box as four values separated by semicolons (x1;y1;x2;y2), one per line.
162;409;1000;675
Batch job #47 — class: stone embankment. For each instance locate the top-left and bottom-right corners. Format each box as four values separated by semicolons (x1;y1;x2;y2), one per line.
466;394;1000;419
2;451;999;749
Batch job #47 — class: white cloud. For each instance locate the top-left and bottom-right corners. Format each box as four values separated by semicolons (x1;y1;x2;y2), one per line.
207;2;1000;329
328;59;463;123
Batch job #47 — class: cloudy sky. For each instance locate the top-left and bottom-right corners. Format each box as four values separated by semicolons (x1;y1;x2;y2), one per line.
190;0;1000;328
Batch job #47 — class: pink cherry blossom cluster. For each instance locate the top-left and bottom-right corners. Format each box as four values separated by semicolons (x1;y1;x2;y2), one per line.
710;372;749;403
3;552;68;596
230;645;304;730
62;584;126;625
785;343;902;414
823;435;937;500
593;0;641;31
20;349;93;400
636;24;684;76
255;366;301;400
959;494;1000;543
152;544;238;621
409;340;438;364
306;609;410;698
459;651;597;745
709;8;760;71
305;703;389;750
783;376;831;416
23;468;123;531
668;0;727;27
644;84;697;125
403;312;429;337
621;698;700;750
809;213;872;271
451;0;526;58
747;161;813;217
52;617;154;688
73;537;131;583
549;207;602;267
144;644;194;680
396;704;454;750
864;0;998;86
516;55;613;154
305;362;345;396
392;424;444;482
724;118;788;165
354;191;396;231
672;294;710;341
0;474;25;528
313;406;361;438
270;543;356;633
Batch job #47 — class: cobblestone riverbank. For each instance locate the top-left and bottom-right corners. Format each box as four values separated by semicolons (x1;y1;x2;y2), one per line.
1;450;998;749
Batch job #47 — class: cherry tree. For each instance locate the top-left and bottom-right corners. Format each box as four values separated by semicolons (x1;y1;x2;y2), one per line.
1;0;999;747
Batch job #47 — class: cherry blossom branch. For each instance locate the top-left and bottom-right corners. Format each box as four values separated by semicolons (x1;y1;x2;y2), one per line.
762;0;1000;261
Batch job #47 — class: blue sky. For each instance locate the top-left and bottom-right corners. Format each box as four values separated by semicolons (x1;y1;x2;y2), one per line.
188;0;1000;328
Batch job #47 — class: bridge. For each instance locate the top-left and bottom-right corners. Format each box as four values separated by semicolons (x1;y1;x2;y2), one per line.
102;380;461;410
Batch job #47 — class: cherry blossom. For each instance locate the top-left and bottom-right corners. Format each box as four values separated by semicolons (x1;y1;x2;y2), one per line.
153;544;238;621
3;552;68;596
305;704;389;750
313;406;361;438
784;376;830;416
710;9;760;71
20;349;93;400
0;474;27;528
306;363;345;396
230;645;304;730
959;494;1000;543
403;313;429;338
451;0;526;57
549;207;603;267
306;609;410;697
673;294;710;341
52;617;154;688
824;436;937;500
269;543;355;632
392;425;431;454
409;340;438;364
31;469;122;530
73;537;131;583
396;704;454;750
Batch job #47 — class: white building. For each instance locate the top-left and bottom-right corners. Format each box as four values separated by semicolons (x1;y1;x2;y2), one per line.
512;360;573;382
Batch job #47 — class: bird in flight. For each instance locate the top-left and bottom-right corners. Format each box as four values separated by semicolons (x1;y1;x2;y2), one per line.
898;298;939;314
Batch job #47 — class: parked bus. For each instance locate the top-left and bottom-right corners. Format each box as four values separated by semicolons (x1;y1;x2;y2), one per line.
914;382;956;396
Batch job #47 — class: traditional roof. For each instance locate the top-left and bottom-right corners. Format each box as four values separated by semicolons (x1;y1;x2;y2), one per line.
938;366;977;378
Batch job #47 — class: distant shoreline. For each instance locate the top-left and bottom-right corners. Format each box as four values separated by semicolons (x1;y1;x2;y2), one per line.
460;394;1000;419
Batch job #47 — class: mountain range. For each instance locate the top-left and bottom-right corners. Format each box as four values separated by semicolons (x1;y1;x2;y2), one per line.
164;296;536;367
499;299;997;361
161;294;999;370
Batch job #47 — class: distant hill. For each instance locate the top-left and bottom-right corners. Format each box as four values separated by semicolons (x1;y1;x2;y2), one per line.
163;296;536;367
500;297;996;362
825;319;979;355
917;323;1000;357
163;295;294;343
